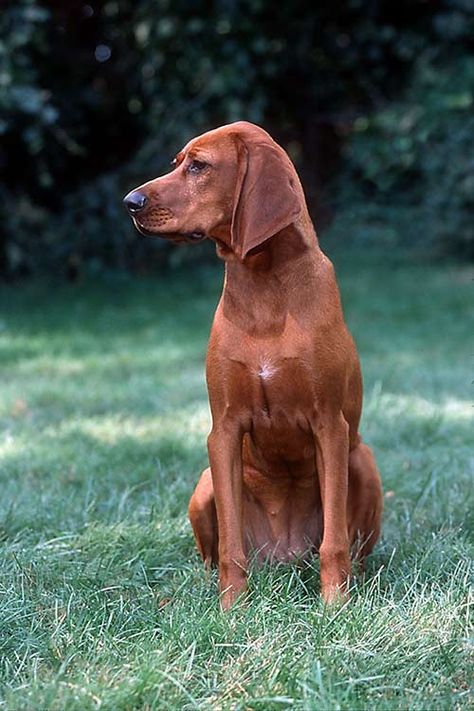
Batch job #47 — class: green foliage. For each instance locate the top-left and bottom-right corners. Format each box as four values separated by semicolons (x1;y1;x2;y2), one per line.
0;3;56;159
1;1;474;274
343;55;474;258
0;261;472;707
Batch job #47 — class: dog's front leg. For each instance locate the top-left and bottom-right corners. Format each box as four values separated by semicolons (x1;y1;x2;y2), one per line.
207;424;247;610
313;411;351;603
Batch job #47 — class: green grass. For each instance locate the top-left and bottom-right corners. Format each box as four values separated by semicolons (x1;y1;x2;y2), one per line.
0;253;472;710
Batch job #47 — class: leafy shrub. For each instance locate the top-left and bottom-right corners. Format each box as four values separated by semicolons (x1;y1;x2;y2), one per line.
341;54;474;258
1;0;473;275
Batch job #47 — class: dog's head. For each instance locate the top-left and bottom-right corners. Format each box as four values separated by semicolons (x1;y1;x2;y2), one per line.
123;121;302;260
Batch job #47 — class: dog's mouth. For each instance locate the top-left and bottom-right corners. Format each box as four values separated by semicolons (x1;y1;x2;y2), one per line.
133;220;206;244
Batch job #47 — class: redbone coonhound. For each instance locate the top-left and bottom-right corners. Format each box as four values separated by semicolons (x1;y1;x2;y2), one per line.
124;121;383;609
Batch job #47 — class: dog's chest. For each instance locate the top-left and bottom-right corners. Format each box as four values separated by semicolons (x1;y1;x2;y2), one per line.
257;359;278;381
246;355;316;462
211;323;331;463
209;309;341;438
253;353;315;413
221;323;321;417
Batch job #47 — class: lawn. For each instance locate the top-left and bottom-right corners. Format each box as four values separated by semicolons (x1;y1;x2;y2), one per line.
0;251;472;710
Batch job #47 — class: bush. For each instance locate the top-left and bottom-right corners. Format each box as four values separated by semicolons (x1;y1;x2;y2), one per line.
1;0;473;276
340;54;474;259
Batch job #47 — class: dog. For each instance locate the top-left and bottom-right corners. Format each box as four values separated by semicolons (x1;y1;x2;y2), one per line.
124;121;383;609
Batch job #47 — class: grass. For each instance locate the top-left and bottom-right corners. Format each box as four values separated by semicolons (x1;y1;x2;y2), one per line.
0;250;472;710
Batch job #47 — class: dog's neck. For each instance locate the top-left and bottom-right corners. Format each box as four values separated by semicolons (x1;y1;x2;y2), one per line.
220;220;327;337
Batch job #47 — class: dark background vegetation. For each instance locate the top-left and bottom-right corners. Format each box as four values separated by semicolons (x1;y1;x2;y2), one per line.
1;0;473;278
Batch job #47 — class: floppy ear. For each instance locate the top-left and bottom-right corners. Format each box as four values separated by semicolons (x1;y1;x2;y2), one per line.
231;137;301;260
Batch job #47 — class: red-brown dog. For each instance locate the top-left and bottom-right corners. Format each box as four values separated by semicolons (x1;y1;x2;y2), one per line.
124;121;382;609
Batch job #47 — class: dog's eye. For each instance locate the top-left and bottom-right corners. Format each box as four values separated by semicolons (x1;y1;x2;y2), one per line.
187;159;208;174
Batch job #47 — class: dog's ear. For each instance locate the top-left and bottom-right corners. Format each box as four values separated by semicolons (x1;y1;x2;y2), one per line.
231;137;301;260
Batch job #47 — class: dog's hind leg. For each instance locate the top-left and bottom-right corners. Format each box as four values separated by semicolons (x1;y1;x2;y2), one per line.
347;442;383;564
188;467;219;567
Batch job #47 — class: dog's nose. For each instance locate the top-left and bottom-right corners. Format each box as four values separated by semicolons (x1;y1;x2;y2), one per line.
123;190;148;213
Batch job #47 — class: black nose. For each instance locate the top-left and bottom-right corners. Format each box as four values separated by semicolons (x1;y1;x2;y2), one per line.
123;190;147;213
